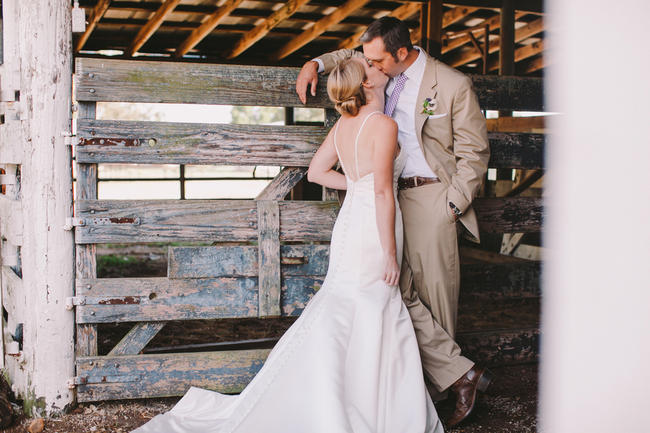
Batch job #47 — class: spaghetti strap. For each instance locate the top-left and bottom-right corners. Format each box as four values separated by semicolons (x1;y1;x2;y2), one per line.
353;111;382;179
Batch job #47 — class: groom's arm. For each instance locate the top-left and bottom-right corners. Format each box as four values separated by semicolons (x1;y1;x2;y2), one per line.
447;76;490;215
296;49;363;104
313;49;362;73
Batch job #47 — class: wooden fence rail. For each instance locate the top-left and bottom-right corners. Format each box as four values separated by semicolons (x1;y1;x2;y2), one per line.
75;58;543;111
75;119;544;169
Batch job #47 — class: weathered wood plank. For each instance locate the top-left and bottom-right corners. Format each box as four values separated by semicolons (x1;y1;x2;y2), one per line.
107;322;167;356
78;258;538;324
471;75;544;112
75;196;539;244
74;58;544;111
168;246;258;278
75;349;272;402
74;200;259;244
461;261;541;300
323;108;342;201
75;119;327;166
76;326;538;401
74;58;330;108
168;245;330;279
257;201;281;317
457;327;539;366
487;132;544;169
76;277;259;323
74;200;339;244
278;201;339;241
75;120;543;169
256;168;306;200
474;197;542;233
75;149;99;357
74;276;324;323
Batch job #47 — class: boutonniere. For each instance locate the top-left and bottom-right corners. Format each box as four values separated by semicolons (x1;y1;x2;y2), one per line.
421;97;437;116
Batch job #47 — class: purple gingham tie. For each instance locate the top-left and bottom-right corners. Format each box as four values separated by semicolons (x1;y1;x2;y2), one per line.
384;73;408;117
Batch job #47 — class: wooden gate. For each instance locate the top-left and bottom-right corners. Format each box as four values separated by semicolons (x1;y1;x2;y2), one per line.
69;58;544;402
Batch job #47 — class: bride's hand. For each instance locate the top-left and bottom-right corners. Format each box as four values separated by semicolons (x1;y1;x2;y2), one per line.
383;253;400;287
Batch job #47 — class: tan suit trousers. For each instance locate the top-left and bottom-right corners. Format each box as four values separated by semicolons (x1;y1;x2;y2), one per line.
398;182;474;395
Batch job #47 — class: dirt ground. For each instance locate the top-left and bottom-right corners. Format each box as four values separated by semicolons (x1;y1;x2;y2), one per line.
2;363;537;433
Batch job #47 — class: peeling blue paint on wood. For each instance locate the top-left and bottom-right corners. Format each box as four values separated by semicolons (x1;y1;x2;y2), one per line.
168;245;330;279
75;349;271;402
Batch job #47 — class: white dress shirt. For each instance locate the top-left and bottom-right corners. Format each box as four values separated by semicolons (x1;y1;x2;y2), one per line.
386;47;437;179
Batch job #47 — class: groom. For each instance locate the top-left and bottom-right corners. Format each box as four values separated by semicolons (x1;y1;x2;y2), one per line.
296;17;491;427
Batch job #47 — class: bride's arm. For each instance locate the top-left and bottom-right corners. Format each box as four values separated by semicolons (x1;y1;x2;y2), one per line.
307;125;347;190
372;118;400;286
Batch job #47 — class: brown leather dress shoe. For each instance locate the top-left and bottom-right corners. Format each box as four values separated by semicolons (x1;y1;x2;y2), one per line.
446;365;493;428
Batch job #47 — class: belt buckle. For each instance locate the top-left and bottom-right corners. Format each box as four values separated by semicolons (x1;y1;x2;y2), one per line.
413;177;419;187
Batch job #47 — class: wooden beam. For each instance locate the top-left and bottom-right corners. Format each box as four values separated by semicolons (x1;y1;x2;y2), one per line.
256;167;307;200
107;322;167;355
499;0;515;75
441;11;526;55
448;17;543;68
522;54;546;73
225;0;311;59
338;2;421;49
443;6;479;27
271;0;371;61
486;115;546;133
441;0;543;14
457;327;539;366
174;0;244;58
423;0;444;57
75;0;111;52
126;0;181;56
462;260;541;299
257;200;281;317
489;39;544;71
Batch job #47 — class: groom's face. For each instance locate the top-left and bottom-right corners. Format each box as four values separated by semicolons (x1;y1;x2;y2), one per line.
362;37;403;78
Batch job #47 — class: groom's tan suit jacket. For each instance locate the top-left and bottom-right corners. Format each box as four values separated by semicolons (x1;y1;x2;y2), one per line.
317;49;489;240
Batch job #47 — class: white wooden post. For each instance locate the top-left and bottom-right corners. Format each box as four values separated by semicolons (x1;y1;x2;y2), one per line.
0;0;75;415
541;1;650;432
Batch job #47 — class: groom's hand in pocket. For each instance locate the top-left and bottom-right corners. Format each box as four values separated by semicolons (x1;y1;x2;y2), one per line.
296;61;319;104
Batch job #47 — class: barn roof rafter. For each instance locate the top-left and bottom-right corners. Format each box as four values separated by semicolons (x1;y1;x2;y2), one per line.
75;0;547;76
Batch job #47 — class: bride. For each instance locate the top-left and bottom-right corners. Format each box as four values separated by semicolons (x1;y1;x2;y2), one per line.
132;57;443;433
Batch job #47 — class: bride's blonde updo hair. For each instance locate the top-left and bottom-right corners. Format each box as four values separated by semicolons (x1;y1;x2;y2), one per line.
327;58;367;116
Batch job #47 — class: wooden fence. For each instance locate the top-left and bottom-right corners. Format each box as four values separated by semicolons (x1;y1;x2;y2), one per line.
71;58;543;402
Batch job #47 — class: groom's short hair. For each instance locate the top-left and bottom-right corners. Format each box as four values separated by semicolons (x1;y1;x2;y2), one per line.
360;17;413;61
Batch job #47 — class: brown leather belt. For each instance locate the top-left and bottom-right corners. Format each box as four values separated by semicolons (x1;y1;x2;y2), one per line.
398;176;441;190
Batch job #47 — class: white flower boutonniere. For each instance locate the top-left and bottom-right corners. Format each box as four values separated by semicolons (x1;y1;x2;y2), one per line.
421;97;438;116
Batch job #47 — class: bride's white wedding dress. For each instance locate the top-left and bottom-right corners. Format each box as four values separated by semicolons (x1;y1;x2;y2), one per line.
133;111;443;433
